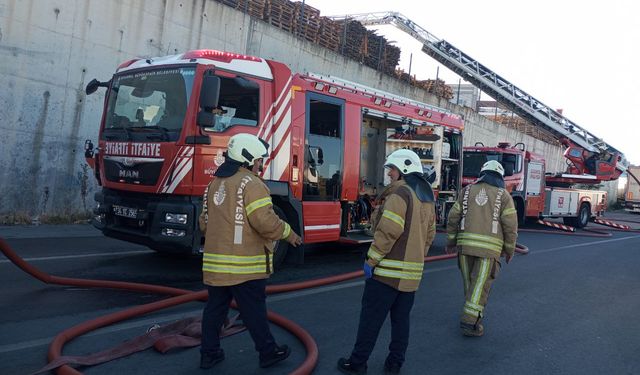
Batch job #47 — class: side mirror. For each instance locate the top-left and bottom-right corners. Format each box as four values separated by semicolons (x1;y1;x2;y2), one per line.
317;147;324;165
84;139;95;158
199;74;220;111
85;79;110;95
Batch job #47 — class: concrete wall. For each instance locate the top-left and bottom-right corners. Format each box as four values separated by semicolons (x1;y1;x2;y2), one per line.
0;0;571;216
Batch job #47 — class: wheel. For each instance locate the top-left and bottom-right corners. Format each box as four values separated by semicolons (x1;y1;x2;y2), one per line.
563;203;590;228
271;205;290;270
575;203;590;228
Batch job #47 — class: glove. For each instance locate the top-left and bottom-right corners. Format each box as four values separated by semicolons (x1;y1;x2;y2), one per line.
363;261;374;279
502;251;513;264
284;231;302;247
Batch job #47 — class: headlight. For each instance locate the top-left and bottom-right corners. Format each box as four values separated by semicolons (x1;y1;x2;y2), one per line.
165;213;188;224
162;228;186;237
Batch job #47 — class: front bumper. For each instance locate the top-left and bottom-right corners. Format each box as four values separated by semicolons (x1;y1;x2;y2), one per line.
92;189;202;254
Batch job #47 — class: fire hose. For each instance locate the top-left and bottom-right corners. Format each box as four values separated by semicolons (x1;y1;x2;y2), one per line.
0;238;528;375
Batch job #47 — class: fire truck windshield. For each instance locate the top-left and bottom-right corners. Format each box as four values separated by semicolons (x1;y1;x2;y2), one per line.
103;67;195;141
463;151;521;177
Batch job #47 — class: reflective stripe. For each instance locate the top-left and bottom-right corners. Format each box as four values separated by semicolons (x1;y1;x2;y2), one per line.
457;240;503;254
458;233;504;247
378;258;424;271
203;253;269;264
471;258;491;305
203;252;273;275
463;307;480;317
367;246;384;262
282;222;291;239
382;210;405;228
460;254;470;294
374;267;422;280
465;300;484;312
203;263;268;274
502;207;517;217
246;197;272;216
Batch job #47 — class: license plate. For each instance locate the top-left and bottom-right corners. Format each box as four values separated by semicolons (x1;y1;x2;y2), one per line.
112;205;138;219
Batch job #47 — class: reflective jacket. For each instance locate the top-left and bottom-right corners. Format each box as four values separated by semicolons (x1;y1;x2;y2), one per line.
446;182;518;259
366;180;436;292
199;167;292;286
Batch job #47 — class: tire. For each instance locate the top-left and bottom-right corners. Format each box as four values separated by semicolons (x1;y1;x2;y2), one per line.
563;203;590;228
271;205;290;270
575;203;590;228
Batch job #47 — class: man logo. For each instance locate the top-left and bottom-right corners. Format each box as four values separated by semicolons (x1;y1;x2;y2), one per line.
122;158;137;167
119;170;140;179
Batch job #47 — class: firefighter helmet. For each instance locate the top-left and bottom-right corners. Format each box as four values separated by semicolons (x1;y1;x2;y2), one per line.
480;160;505;177
385;149;423;175
227;133;269;165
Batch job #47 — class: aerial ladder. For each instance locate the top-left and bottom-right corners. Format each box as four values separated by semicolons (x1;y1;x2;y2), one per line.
330;11;630;183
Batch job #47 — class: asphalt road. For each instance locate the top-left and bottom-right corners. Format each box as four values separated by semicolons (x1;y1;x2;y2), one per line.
1;213;640;375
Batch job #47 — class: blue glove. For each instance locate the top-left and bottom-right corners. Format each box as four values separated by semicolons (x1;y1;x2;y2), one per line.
363;261;374;279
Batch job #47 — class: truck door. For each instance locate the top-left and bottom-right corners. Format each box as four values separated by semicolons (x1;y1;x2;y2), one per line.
302;93;344;242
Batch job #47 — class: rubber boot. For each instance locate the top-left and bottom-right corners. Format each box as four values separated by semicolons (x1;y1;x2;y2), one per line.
460;322;484;337
259;344;291;368
200;349;225;369
337;357;368;374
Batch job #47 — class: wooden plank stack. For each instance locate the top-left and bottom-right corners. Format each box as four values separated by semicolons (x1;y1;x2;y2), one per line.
317;17;341;52
211;0;455;95
264;0;296;32
487;115;560;145
292;2;321;43
220;0;267;20
335;19;368;63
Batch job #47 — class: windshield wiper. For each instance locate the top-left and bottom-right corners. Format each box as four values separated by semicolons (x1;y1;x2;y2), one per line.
104;126;132;141
137;126;172;141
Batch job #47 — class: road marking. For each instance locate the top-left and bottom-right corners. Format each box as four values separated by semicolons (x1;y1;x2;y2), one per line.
0;250;154;264
531;234;640;255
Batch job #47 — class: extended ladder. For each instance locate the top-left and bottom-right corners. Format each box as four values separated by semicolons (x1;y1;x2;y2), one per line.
331;12;628;170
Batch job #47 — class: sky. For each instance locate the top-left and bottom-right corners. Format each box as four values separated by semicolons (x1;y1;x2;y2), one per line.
304;0;640;165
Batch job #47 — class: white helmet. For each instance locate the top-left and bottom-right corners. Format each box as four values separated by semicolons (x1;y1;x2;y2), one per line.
385;149;422;175
227;133;269;165
480;160;505;177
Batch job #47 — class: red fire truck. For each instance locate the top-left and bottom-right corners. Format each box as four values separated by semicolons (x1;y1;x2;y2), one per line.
84;49;464;264
461;141;623;228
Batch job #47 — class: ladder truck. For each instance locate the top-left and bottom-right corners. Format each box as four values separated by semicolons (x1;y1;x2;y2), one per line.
332;11;630;227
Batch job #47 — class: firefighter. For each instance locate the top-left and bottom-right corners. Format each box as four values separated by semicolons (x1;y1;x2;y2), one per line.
338;149;437;375
446;160;518;337
198;133;302;369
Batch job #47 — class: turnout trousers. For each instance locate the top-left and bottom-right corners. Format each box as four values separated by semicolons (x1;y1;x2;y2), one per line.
349;278;416;367
201;279;276;356
458;254;500;325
